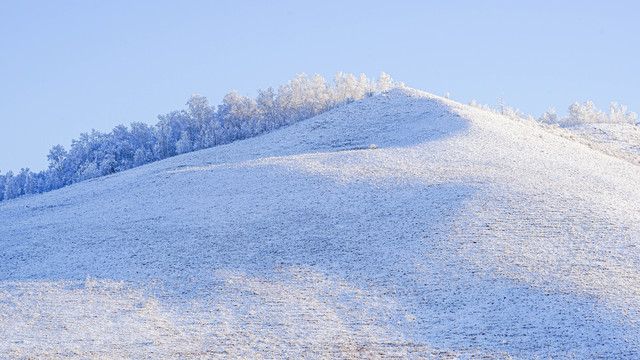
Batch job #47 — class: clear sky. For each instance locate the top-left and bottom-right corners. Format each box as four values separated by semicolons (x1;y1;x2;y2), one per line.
1;0;638;173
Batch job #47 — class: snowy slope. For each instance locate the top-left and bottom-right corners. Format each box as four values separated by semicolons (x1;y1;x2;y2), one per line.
565;123;640;166
1;88;639;359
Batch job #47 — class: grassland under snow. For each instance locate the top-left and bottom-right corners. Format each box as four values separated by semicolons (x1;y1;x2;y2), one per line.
1;88;639;358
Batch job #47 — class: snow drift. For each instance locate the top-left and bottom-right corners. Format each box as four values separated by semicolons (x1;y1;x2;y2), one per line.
1;88;639;358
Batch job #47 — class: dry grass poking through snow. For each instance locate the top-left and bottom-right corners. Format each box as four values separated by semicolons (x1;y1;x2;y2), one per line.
1;271;495;359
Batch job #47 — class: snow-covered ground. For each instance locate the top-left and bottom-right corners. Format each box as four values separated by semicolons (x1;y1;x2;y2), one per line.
564;123;640;166
1;88;639;358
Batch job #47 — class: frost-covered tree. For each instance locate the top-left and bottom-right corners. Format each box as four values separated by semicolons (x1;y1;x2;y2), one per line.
469;99;491;111
155;110;189;159
357;73;374;98
79;162;101;180
130;122;156;164
110;125;134;171
185;94;217;150
187;94;210;129
62;130;109;183
563;101;607;126
23;168;40;195
310;74;334;113
289;73;316;119
608;102;638;124
219;91;251;137
377;72;394;93
334;72;359;103
4;170;22;200
256;87;279;131
502;106;525;120
538;108;559;124
133;148;149;167
176;130;193;154
47;144;68;188
100;154;118;176
0;172;5;201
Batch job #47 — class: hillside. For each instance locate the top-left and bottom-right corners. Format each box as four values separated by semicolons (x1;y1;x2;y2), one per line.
1;88;639;359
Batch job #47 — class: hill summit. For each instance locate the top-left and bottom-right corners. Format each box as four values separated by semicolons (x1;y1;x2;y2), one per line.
2;88;639;358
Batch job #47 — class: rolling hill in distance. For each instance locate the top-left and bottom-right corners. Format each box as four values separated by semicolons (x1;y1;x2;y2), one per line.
1;88;639;358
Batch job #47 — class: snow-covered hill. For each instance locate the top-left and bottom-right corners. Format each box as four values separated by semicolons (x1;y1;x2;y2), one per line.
564;123;640;166
1;88;639;359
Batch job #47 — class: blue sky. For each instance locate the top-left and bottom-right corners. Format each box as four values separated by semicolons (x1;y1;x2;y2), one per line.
1;0;638;172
